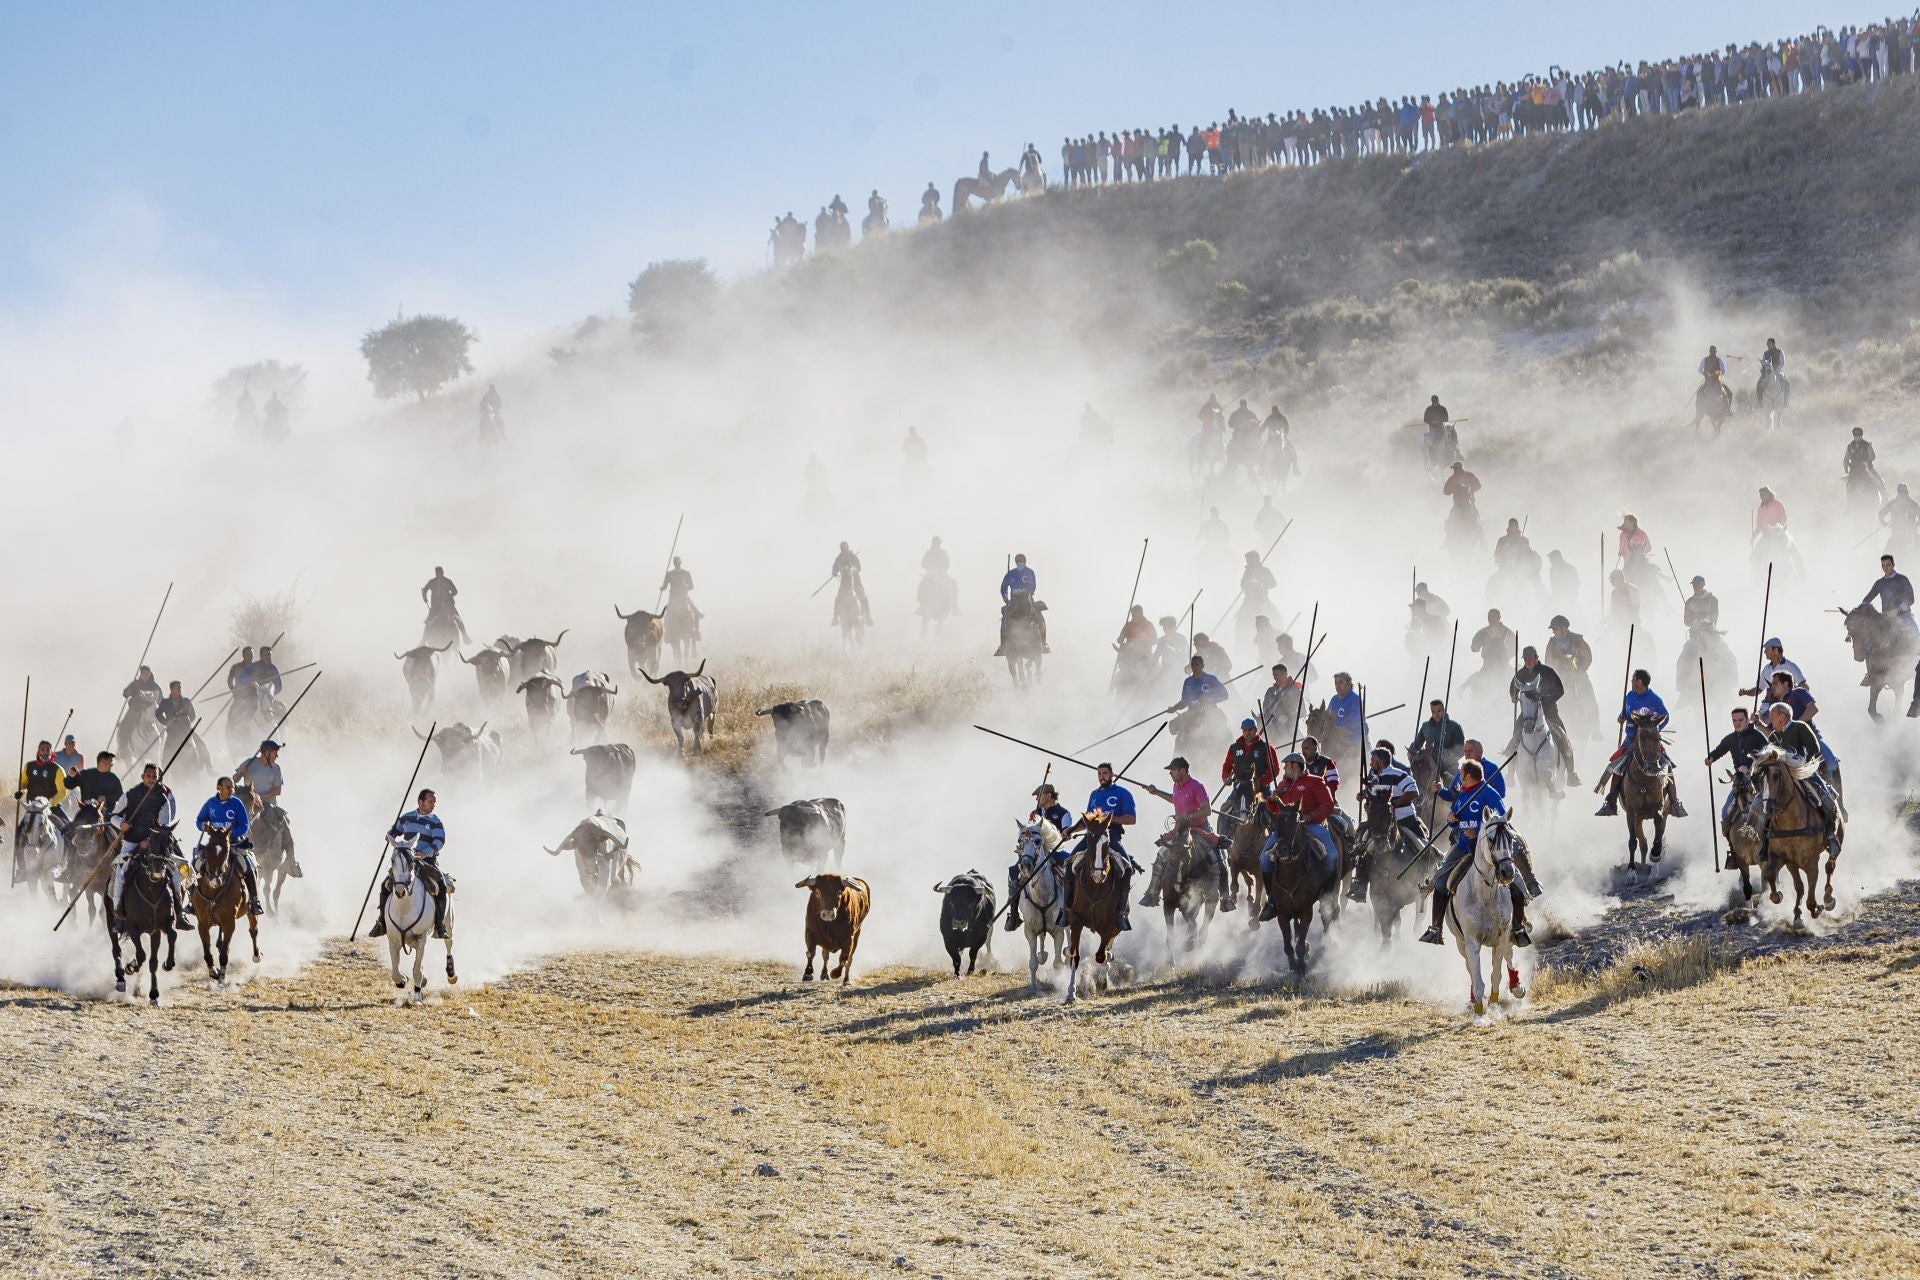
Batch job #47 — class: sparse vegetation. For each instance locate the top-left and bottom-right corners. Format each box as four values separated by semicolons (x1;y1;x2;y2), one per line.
360;312;477;400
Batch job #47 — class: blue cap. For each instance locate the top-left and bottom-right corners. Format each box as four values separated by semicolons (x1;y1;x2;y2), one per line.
1241;718;1258;730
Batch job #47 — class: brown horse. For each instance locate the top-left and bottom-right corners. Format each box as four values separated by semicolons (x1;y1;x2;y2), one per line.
1259;804;1344;976
1228;804;1270;928
1063;812;1126;1004
1617;710;1672;877
250;802;297;915
1842;603;1917;721
952;168;1018;211
191;826;259;982
1750;745;1843;928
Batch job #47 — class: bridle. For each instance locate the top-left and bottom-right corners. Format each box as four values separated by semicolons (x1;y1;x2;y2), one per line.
1471;820;1517;889
1014;828;1062;913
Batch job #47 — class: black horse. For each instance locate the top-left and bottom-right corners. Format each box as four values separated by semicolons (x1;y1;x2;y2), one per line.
1258;804;1345;975
111;829;180;1006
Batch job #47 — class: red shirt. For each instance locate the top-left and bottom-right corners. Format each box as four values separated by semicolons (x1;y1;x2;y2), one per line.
1221;738;1279;788
1265;774;1335;827
1754;498;1787;533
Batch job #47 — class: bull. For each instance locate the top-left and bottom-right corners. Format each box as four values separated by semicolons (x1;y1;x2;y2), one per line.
509;630;569;686
933;871;997;976
797;872;870;985
564;671;619;748
763;798;847;869
640;660;716;758
514;671;565;738
613;604;664;679
462;644;512;707
755;699;830;767
395;642;453;713
414;721;501;782
546;812;636;899
570;743;637;811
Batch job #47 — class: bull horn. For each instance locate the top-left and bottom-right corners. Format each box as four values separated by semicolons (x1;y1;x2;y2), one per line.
461;650;479;665
693;659;706;677
436;642;453;653
571;747;586;756
614;604;633;620
413;726;432;741
761;809;782;818
544;845;563;857
394;652;409;660
932;882;949;893
473;721;488;738
552;628;569;647
795;876;817;889
639;670;662;684
756;707;771;717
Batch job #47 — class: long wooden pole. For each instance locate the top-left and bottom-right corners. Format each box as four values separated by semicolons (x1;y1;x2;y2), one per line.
1106;538;1151;692
1286;603;1321;748
1614;624;1637;748
261;671;323;743
1661;547;1690;613
1699;656;1720;873
1425;621;1459;831
1750;562;1774;715
348;723;438;941
653;513;686;610
9;678;28;888
1208;521;1292;635
1410;656;1431;743
101;583;173;746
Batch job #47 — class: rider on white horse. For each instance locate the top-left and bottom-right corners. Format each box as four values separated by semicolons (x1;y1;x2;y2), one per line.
1420;759;1531;948
1003;783;1076;932
368;789;449;939
660;556;705;640
1502;648;1582;785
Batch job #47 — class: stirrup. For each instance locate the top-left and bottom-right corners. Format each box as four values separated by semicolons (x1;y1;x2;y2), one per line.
1346;879;1369;903
368;916;387;937
1594;800;1618;816
1511;926;1532;948
1257;902;1278;922
1418;924;1444;945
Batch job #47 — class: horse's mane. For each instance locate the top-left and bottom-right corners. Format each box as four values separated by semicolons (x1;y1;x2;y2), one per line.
1753;744;1822;781
1020;818;1063;853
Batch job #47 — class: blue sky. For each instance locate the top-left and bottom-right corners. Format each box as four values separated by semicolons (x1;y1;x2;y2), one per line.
0;2;1860;337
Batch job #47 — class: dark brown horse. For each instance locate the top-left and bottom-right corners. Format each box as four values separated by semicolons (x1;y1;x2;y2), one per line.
1357;788;1433;940
62;801;113;927
1258;804;1344;975
111;829;179;1006
1842;603;1917;721
191;826;259;982
1156;824;1220;959
250;802;297;915
1228;804;1270;927
1063;812;1126;1004
1617;710;1671;877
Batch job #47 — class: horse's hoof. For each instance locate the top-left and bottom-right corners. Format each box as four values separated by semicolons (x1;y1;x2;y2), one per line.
1511;984;1528;1000
447;973;459;986
1770;891;1783;905
1823;892;1836;910
1472;1013;1491;1028
114;981;126;995
1809;905;1822;919
394;980;406;990
162;959;174;972
148;997;160;1008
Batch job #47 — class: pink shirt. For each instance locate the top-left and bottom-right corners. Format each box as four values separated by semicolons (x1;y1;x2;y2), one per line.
1169;776;1212;824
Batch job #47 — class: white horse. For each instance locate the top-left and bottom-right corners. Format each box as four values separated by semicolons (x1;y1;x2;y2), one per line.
385;838;456;1000
1011;819;1068;992
1510;686;1564;826
15;796;65;900
1756;367;1790;430
1445;812;1526;1026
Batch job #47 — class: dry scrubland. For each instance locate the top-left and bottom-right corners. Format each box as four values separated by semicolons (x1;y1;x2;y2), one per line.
2;930;1917;1279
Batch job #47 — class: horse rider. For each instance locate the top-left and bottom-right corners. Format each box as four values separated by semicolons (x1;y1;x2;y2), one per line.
1762;670;1841;785
1547;550;1580;612
1260;665;1302;740
1752;487;1788;544
1114;604;1154;661
866;189;887;222
67;751;123;834
1593;669;1688;817
1616;513;1652;572
1456;738;1508;798
1227;398;1259;438
53;734;83;778
1415;700;1466;780
1251;615;1278;659
233;740;284;818
1504;646;1582;784
1860;554;1917;642
247;647;284;700
1406;600;1447;655
14;739;70;878
110;762;187;929
1326;672;1369;760
478;380;502;423
1297;734;1354;848
261;391;290;439
1761;702;1842;855
1699;345;1733;408
919;183;941;217
1003;782;1077;932
1152;616;1190;677
827;193;849;221
1423;394;1451;435
976;151;993;182
1191;632;1231;677
1608;570;1641;631
1442;460;1480;508
1140;756;1234;912
1706;705;1769;824
227;647;254;693
156;680;194;744
1240;550;1277;616
1347;745;1424;903
423;566;472;643
1493;519;1534;573
994;553;1048;656
660;555;705;639
1683;575;1719;632
1879;484;1920;558
830;542;875;626
194;775;264;917
369;788;450;939
1544;614;1596;701
1166;653;1229;722
1064;763;1139;932
1413;581;1450;622
1844;427;1880;491
1276;633;1313;684
1469;608;1514;684
1757;337;1787;399
1740;638;1805;697
921;537;959;615
1221;718;1280;836
1420;758;1531;948
122;665;162;706
1254;752;1340;923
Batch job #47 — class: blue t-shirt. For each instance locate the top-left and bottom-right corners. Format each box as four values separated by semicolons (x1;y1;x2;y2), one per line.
195;795;251;841
1178;673;1228;708
1086;784;1136;823
1000;565;1037;601
1620;688;1669;738
1328;690;1368;739
1437;782;1506;849
1451;759;1507;801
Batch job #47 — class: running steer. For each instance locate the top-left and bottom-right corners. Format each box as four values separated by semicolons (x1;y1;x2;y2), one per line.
414;722;501;782
933;871;996;975
764;798;847;869
571;742;637;811
640;660;716;757
756;699;831;766
798;872;870;984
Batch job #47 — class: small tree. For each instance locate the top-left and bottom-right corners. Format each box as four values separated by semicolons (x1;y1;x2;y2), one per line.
1157;239;1220;308
627;259;718;342
212;359;306;404
360;313;477;400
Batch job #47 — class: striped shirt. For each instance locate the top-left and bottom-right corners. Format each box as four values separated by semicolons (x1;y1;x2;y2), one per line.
389;810;447;858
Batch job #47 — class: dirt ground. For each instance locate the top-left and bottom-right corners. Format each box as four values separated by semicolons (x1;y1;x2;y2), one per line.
2;900;1917;1280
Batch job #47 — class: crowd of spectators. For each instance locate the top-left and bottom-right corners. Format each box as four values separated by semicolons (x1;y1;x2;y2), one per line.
1055;21;1920;187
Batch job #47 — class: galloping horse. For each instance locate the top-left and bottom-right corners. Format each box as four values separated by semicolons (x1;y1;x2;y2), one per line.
1257;803;1343;976
110;829;180;1006
1355;789;1432;940
15;796;65;901
1011;819;1068;993
251;802;297;914
1747;745;1843;928
62;801;113;926
1756;365;1790;430
1445;811;1526;1025
1616;708;1673;877
1842;603;1917;720
663;598;699;665
1063;812;1126;1005
1691;375;1733;430
190;825;259;982
832;576;866;652
1227;803;1270;927
1002;594;1045;688
1156;824;1221;960
385;837;456;1000
1510;687;1565;826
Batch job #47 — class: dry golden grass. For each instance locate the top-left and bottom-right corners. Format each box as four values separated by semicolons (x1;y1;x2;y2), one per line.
2;934;1917;1278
